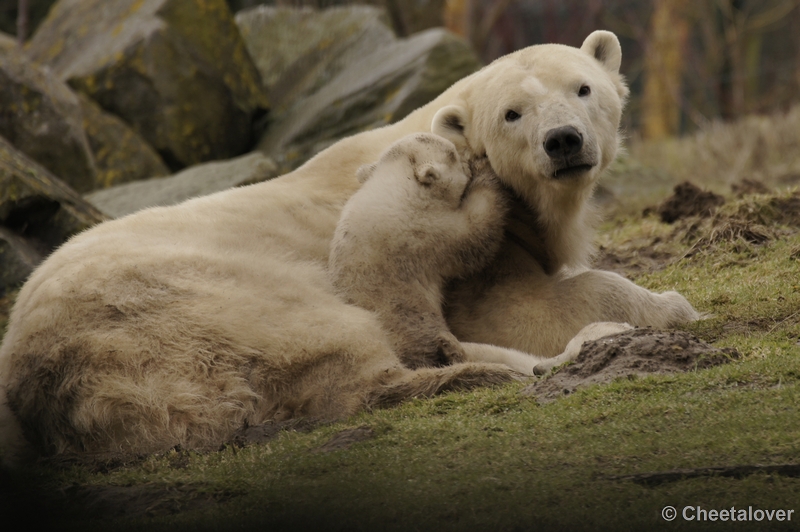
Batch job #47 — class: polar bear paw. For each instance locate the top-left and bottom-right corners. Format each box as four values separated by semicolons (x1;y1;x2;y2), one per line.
436;332;467;365
532;322;633;375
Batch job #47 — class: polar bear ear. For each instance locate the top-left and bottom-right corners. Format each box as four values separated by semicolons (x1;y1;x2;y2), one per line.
431;104;474;155
415;163;440;186
356;163;377;184
580;30;622;74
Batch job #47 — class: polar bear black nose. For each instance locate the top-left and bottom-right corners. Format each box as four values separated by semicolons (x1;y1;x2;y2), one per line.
544;126;583;159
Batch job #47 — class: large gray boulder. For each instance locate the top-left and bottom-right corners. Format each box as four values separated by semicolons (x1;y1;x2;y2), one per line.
0;226;45;297
0;46;170;192
85;152;278;219
0;48;97;192
236;5;395;114
235;6;481;172
26;0;269;170
77;93;170;188
0;136;106;294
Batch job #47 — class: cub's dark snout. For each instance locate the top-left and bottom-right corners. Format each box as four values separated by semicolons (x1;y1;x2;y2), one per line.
543;126;583;159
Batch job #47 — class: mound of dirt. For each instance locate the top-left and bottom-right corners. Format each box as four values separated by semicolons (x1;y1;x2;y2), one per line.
522;329;739;403
594;246;674;278
649;181;725;224
731;178;770;198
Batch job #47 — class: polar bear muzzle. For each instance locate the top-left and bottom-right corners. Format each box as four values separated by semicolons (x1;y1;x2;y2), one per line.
544;125;596;179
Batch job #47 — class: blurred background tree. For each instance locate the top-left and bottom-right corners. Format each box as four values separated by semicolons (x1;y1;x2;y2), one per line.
2;0;799;139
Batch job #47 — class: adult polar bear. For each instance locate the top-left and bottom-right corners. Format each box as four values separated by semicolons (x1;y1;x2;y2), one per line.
0;31;696;460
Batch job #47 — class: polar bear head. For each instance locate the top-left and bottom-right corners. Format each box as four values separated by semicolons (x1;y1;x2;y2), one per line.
431;31;628;222
356;133;470;209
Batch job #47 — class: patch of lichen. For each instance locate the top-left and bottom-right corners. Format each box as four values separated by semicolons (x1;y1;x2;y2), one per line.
156;0;268;111
24;0;144;72
77;93;168;188
0;51;98;192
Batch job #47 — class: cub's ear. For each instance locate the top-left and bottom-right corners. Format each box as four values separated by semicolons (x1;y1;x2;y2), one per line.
356;163;377;184
415;163;440;186
431;104;474;155
581;30;622;75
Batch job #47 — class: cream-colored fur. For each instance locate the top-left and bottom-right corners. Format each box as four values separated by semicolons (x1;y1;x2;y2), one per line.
532;322;634;375
0;31;697;462
330;133;542;373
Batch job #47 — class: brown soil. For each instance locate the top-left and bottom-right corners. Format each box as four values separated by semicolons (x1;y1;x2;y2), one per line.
768;194;800;227
648;181;725;224
731;178;770;197
522;329;739;403
594;246;675;278
601;189;800;275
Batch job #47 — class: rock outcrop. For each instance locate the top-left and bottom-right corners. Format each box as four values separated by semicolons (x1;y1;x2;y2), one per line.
236;6;481;172
0;137;105;294
26;0;269;170
0;49;97;192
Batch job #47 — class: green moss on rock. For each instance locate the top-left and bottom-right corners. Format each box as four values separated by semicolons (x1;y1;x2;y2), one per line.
77;92;169;188
0;48;98;192
26;0;269;169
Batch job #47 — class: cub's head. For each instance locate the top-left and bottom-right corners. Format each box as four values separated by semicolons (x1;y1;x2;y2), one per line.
356;133;470;208
432;30;628;212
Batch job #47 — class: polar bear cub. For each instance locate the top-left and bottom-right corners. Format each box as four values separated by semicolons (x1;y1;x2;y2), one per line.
330;133;540;373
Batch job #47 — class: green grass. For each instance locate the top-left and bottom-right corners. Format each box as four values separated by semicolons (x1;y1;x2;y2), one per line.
3;110;800;529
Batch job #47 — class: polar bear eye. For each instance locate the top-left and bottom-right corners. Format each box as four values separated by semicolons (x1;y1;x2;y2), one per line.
505;110;521;122
578;85;591;97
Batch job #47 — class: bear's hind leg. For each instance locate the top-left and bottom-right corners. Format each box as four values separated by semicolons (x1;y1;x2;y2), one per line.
367;362;521;409
461;342;547;376
449;268;698;357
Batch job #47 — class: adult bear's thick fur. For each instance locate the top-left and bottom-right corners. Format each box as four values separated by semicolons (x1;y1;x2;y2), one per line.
0;31;697;463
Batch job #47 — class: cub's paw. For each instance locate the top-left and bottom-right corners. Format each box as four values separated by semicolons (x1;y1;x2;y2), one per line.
532;359;560;376
436;332;467;365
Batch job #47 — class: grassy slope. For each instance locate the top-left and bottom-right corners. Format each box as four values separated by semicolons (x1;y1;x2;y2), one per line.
36;219;797;532
3;109;800;531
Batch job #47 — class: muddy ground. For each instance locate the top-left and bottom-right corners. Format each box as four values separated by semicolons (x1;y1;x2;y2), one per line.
596;179;800;278
521;328;740;402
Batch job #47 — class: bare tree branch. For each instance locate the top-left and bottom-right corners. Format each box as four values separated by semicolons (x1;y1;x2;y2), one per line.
17;0;29;46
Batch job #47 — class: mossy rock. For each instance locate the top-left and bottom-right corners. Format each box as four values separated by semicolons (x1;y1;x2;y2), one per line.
0;31;17;52
77;93;169;189
26;0;269;170
0;48;97;192
0;227;43;297
257;27;482;172
0;136;106;294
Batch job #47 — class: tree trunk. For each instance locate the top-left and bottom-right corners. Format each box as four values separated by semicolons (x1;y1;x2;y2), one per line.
642;0;690;139
17;0;29;45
